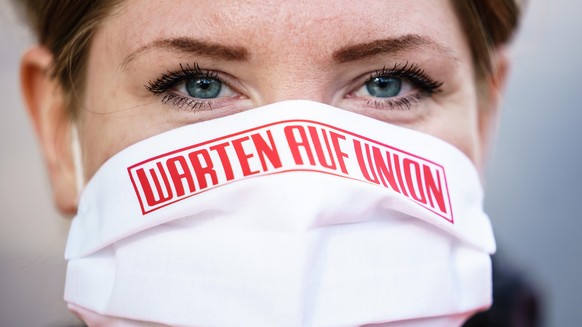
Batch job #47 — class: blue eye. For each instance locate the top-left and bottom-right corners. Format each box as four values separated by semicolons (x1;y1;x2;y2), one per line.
185;77;222;99
146;63;241;111
365;76;402;98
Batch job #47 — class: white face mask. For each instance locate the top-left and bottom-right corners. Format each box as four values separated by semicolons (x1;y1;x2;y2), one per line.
65;100;495;327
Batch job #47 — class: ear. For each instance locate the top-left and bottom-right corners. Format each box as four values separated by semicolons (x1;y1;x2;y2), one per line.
21;46;78;217
477;48;510;171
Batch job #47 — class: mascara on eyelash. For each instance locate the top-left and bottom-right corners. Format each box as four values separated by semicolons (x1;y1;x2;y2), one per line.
160;92;215;111
146;63;219;95
367;93;424;111
147;61;443;112
362;62;444;111
372;62;444;95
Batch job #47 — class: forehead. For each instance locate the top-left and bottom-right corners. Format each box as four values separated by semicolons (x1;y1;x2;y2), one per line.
103;0;467;64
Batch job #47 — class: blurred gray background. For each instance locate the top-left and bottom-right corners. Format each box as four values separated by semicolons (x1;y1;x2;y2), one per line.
1;0;580;326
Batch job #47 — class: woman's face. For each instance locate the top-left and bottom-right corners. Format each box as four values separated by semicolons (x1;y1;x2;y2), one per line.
78;0;494;185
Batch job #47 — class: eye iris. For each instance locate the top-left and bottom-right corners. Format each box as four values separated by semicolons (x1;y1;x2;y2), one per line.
366;76;402;98
185;77;222;99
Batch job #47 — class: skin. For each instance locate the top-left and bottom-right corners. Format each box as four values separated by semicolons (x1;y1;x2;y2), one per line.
21;0;506;215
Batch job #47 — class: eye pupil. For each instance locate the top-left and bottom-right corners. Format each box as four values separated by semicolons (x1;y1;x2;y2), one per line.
366;76;402;98
185;77;222;99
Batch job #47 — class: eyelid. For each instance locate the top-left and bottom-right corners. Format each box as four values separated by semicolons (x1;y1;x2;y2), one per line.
147;63;242;95
146;63;250;112
171;71;234;98
343;62;444;112
347;63;442;96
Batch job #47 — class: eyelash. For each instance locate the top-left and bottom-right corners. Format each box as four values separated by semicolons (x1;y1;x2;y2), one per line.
146;63;228;111
146;61;443;111
363;62;443;110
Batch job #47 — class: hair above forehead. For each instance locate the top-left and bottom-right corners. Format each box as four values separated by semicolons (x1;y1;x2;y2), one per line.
15;0;124;118
15;0;524;116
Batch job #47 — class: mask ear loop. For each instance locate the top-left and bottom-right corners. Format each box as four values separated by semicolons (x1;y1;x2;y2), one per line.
71;124;85;198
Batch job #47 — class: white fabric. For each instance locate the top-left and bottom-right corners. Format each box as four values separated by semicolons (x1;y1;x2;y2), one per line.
64;100;495;327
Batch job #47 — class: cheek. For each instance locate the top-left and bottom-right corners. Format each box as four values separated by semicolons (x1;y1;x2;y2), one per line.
78;68;175;181
442;109;481;164
80;34;190;179
410;82;482;169
432;102;481;167
78;103;187;181
410;55;483;169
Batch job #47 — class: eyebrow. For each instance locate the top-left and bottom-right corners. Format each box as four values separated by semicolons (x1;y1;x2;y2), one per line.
333;34;456;63
120;34;454;70
119;37;249;70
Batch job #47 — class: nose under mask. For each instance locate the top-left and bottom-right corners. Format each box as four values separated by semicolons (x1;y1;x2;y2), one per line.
64;100;495;327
